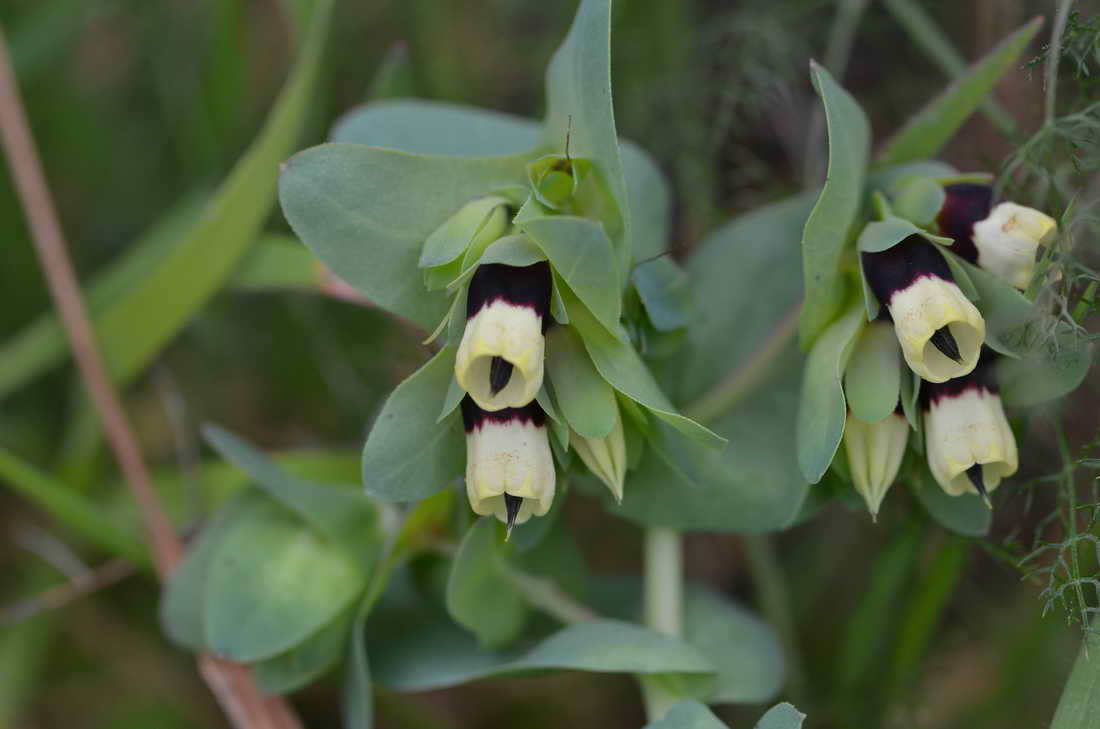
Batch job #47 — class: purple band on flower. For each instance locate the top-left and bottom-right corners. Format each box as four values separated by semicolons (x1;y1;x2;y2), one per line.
936;183;994;264
461;395;548;432
466;262;553;327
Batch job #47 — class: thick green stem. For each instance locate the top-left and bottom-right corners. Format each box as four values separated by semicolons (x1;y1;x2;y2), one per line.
639;527;684;721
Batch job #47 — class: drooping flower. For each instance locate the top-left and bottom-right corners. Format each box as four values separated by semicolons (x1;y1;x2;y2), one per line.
937;183;1058;290
862;235;984;383
571;413;627;502
455;262;552;411
461;396;555;534
843;409;909;520
922;352;1017;504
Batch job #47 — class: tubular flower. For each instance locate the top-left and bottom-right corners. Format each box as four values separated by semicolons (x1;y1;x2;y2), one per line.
862;235;984;383
461;396;555;534
843;409;909;520
571;414;627;502
937;183;1058;290
922;353;1017;504
456;262;552;411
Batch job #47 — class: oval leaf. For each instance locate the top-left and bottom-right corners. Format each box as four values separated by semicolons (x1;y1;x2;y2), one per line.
545;325;617;439
446;518;529;649
843;322;902;423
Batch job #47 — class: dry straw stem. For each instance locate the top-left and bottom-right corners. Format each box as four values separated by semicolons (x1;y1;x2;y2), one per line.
0;24;304;729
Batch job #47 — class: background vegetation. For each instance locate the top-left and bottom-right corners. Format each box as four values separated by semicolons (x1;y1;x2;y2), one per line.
0;0;1097;727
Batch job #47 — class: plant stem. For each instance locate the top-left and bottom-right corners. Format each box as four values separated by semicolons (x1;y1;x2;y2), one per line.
639;527;684;721
503;567;600;625
1045;0;1074;125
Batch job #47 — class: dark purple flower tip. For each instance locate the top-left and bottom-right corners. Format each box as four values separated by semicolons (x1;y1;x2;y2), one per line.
861;234;955;308
467;262;553;325
460;395;548;433
937;183;994;264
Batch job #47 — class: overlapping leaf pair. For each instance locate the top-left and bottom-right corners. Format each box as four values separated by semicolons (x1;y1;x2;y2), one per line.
797;47;1090;527
278;0;721;537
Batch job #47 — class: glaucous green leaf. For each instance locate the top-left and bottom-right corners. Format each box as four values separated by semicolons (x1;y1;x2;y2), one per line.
561;284;723;449
622;141;671;262
160;493;260;650
202;425;382;565
231;233;323;292
799;62;871;349
543;0;630;267
362;347;465;502
889;176;946;228
421;196;510;268
331;99;543;156
253;607;354;694
797;303;865;483
204;498;365;662
343;604;373;729
868;160;958;193
755;702;807;729
518;215;622;336
545;325;617;439
279;145;528;330
997;327;1092;407
938;247;980;302
611;351;807;532
874;18;1043;166
843;321;902;424
445;233;547;292
682;586;785;704
856;217;952;253
912;475;991;537
446;518;528;649
632;258;692;332
643;701;728;729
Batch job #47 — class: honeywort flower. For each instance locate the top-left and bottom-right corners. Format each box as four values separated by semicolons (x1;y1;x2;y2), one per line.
937;183;1058;290
455;261;552;411
461;396;555;534
862;235;984;383
570;413;627;502
922;352;1017;505
843;409;908;520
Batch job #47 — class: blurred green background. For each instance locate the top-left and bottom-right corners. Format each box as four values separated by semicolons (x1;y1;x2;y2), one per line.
0;0;1096;727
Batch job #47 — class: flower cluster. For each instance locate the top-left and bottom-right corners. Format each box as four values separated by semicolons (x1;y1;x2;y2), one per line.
840;179;1055;517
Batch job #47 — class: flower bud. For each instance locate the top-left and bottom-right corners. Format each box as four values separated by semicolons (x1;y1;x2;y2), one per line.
843;410;908;520
462;396;555;534
972;202;1058;290
937;184;1058;290
922;354;1017;503
571;414;627;502
455;262;552;410
862;236;984;383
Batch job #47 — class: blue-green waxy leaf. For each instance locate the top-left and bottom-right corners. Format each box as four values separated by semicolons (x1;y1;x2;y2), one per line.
545;325;617;439
331;99;543;156
560;285;723;449
622;141;671;263
997;327;1092;408
1051;623;1100;729
160;493;260;650
253;607;354;695
912;475;991;537
800;61;872;349
797;303;865;484
682;586;784;704
632;257;692;331
343;603;373;729
420;196;509;268
643;701;729;729
543;0;630;269
444;233;547;293
843;321;902;424
362;347;464;502
201;425;383;565
518;215;622;336
755;703;807;729
890;176;946;227
446;518;528;649
874;18;1043;167
204;498;366;662
279;145;528;330
370;576;714;691
856;217;953;253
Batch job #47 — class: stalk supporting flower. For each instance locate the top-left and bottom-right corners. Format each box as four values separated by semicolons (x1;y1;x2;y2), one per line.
843;409;908;520
456;262;552;411
571;414;627;502
922;353;1017;505
937;183;1058;290
461;395;555;534
862;235;984;383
